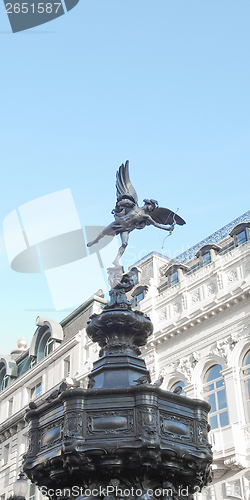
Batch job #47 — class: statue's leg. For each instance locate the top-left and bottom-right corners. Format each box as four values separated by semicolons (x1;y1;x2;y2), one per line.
87;231;104;247
87;226;116;247
112;232;129;265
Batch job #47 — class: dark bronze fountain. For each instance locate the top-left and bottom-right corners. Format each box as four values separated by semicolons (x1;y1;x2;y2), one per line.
23;163;212;500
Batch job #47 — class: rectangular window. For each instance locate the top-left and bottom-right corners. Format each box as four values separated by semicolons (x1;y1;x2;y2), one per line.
204;365;229;430
218;389;227;410
170;272;178;286
8;398;13;417
20;434;28;456
31;382;42;399
64;358;71;378
30;357;37;368
4;467;10;487
208;393;216;413
134;291;145;306
2;375;9;390
219;411;229;427
3;444;10;465
44;338;54;357
202;252;211;266
236;230;247;246
209;415;218;430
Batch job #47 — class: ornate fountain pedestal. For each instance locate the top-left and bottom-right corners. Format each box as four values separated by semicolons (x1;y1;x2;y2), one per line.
23;278;212;500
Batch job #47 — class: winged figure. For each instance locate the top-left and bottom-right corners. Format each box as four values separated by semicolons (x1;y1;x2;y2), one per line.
87;161;185;266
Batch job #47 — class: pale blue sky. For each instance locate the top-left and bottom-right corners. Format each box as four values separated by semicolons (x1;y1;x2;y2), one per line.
1;0;250;354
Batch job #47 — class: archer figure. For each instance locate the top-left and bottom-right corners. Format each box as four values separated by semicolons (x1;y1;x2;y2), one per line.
87;161;186;266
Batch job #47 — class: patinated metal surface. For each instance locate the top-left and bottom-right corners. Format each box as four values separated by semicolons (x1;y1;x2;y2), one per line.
24;385;212;495
23;274;212;500
87;161;185;266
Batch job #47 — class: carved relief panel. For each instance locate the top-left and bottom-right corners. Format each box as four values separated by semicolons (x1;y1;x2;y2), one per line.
86;410;134;437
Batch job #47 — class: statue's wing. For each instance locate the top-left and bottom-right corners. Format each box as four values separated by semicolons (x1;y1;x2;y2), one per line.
116;161;138;204
150;207;186;226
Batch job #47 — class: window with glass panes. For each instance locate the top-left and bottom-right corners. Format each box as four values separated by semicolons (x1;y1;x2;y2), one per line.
170;271;178;286
236;230;247;246
1;374;9;390
3;444;10;465
30;382;42;399
130;268;139;285
202;252;211;266
30;356;37;368
242;351;250;420
64;358;71;378
134;291;145;306
203;364;229;429
44;337;54;357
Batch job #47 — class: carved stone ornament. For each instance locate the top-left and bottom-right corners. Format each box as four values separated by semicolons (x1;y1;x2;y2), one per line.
217;273;223;290
172;302;181;315
206;281;216;297
224;457;245;470
191;289;200;305
210;335;239;365
158;306;167;322
177;353;200;382
226;269;237;284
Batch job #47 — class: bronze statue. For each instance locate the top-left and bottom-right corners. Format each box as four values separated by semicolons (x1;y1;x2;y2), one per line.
87;161;186;266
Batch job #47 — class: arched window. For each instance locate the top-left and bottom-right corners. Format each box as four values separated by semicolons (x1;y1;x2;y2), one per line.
29;317;63;363
203;364;229;429
0;365;6;391
195;244;220;268
170;380;185;395
229;222;250;247
31;330;57;362
0;366;9;390
130;267;139;285
242;351;250;420
0;357;17;391
165;265;180;287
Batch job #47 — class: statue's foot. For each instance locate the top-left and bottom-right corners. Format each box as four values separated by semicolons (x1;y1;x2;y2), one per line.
87;241;94;247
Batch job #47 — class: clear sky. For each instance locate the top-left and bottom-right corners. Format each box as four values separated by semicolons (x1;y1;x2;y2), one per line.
1;0;250;355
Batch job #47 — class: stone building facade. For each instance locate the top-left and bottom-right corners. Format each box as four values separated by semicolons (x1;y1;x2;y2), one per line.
1;210;250;500
0;293;106;499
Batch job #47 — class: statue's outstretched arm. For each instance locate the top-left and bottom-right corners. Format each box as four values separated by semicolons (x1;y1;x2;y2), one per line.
147;216;175;232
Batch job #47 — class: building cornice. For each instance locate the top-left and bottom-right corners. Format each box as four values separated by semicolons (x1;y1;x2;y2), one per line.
144;289;250;356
